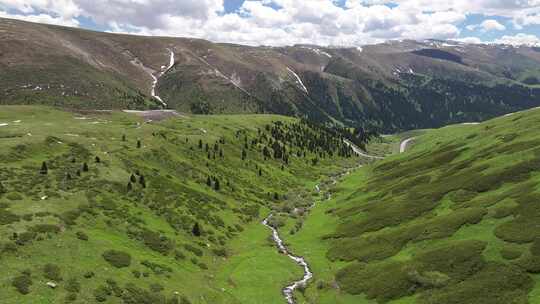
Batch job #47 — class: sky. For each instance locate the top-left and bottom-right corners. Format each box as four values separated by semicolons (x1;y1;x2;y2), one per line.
1;0;540;47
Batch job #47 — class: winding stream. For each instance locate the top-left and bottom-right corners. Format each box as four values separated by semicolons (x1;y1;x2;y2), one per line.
262;214;313;304
262;165;368;303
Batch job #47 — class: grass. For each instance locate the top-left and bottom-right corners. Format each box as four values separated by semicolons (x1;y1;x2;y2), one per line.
0;105;359;303
279;107;540;303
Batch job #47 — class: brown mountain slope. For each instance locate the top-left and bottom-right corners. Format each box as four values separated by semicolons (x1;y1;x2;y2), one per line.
1;17;540;131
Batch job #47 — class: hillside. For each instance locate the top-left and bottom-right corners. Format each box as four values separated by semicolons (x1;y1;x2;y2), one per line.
278;107;540;303
2;18;540;132
0;106;362;303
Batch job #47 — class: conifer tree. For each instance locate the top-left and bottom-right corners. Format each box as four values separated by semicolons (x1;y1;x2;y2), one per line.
206;176;212;187
214;178;220;191
82;162;89;172
122;134;126;142
219;149;223;158
130;174;136;183
205;143;209;152
137;140;142;149
76;170;81;177
192;222;201;237
139;175;146;188
66;172;72;180
40;161;48;175
95;156;101;163
198;139;203;149
127;182;133;192
241;149;247;160
274;192;279;200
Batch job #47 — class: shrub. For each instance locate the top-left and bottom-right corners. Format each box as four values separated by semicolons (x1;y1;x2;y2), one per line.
83;271;95;278
93;285;111;302
2;242;18;254
6;192;23;201
174;250;186;260
12;274;32;295
517;254;540;273
141;230;173;255
212;247;227;257
65;278;81;293
184;244;203;257
65;293;77;303
448;189;477;203
106;278;123;297
43;263;62;281
531;238;540;256
500;247;522;260
336;260;414;302
16;231;36;245
420;262;533;304
122;283;166;304
30;224;61;234
149;283;164;293
102;250;132;268
198;262;208;270
76;231;89;241
141;260;172;275
406;270;450;288
0;209;20;225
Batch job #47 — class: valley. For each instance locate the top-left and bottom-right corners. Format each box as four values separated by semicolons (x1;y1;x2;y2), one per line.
2;14;540;304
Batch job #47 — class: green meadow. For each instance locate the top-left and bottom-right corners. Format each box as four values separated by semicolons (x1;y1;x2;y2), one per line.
0;106;358;303
279;108;540;304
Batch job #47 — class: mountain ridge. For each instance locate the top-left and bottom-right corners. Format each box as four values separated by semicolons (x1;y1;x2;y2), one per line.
2;17;540;132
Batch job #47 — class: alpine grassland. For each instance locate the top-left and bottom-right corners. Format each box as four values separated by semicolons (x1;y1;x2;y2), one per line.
0;105;361;303
279;107;540;303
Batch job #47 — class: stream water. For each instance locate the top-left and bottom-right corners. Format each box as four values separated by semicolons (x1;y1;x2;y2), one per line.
262;166;363;303
262;214;313;304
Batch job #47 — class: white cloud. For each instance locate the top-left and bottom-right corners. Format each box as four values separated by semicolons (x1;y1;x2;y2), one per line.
0;0;538;47
467;19;506;32
494;33;540;46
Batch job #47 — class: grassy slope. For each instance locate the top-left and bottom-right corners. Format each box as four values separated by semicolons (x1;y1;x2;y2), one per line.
281;108;540;304
0;106;358;303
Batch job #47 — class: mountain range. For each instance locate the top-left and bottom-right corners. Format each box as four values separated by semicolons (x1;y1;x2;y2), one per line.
2;17;540;132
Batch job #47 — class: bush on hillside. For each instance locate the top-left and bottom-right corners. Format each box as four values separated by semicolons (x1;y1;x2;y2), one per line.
0;209;20;225
93;285;112;302
76;231;89;241
500;247;523;260
15;231;36;245
121;283;166;304
102;250;132;268
30;224;61;234
184;244;203;257
43;263;63;281
6;192;23;201
65;278;81;293
12;273;32;295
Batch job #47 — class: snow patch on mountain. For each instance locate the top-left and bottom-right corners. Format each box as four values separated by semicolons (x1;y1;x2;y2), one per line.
287;67;308;93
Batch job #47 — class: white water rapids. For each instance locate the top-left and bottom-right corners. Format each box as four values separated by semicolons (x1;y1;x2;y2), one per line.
262;215;313;304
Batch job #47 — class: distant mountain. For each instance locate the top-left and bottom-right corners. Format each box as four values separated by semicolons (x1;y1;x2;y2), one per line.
2;17;540;132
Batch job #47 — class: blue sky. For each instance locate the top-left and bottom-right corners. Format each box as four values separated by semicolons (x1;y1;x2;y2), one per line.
1;0;540;46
